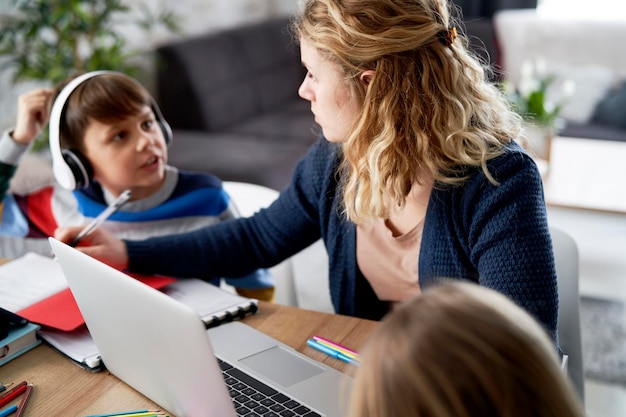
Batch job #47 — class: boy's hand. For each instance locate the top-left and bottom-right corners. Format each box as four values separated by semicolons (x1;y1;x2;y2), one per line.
12;88;55;145
53;226;130;271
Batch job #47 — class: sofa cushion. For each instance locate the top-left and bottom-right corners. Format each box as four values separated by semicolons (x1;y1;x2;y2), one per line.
226;99;317;144
156;17;305;132
550;65;616;124
560;121;626;143
462;18;501;80
167;129;316;191
591;82;626;130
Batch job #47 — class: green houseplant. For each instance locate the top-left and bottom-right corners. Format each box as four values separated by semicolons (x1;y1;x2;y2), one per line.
0;0;180;83
501;60;571;163
0;0;180;148
504;74;563;129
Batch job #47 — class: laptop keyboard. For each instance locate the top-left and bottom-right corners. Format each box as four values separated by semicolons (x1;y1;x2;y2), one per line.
217;358;322;417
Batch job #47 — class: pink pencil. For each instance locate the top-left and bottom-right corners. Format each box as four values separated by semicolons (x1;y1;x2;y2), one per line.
312;336;360;360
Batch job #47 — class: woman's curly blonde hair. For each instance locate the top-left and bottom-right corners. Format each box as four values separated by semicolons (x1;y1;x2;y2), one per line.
293;0;523;223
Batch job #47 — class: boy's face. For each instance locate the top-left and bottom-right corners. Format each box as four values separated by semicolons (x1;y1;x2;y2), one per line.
82;105;168;200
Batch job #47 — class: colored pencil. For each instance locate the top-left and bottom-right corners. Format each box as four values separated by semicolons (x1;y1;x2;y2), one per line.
85;411;164;417
312;336;360;361
84;411;149;417
111;413;162;417
0;404;18;417
307;339;360;365
15;384;33;417
0;382;27;408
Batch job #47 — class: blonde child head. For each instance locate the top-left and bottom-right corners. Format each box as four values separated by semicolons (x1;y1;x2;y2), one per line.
349;281;584;417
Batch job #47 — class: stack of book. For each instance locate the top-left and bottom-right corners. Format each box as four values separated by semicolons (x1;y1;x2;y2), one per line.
0;308;40;366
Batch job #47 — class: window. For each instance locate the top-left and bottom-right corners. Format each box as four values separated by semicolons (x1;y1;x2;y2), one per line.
538;0;626;20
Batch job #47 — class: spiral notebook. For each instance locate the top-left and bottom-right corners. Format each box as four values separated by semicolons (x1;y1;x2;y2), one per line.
0;253;258;371
40;278;259;370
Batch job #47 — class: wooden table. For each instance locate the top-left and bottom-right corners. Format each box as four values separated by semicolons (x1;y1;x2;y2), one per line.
1;301;378;416
543;136;626;213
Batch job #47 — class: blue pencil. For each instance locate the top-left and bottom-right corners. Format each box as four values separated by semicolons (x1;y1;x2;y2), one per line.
306;339;360;365
84;410;149;417
0;404;18;417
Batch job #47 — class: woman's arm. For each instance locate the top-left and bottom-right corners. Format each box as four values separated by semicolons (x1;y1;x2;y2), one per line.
58;138;334;279
465;146;558;339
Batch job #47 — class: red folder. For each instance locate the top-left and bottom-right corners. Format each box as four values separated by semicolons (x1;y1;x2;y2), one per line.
17;273;176;331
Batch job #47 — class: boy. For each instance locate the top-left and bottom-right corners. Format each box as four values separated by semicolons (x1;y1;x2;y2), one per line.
0;71;273;301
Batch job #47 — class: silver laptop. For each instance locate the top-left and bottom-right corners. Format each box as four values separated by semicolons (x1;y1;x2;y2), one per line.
48;238;348;417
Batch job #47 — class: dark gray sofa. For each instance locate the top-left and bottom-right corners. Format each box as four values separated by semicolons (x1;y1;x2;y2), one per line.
154;15;625;193
155;17;318;191
154;17;510;191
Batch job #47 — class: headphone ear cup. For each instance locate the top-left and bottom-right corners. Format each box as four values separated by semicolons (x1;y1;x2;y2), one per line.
62;149;94;189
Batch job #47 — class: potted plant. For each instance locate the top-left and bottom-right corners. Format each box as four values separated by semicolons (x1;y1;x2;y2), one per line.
0;0;180;149
501;60;573;163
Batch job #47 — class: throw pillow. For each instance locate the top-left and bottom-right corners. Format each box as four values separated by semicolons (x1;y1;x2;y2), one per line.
591;82;626;129
547;66;616;124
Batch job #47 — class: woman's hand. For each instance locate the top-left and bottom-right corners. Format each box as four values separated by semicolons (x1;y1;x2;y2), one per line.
12;88;55;145
53;226;130;271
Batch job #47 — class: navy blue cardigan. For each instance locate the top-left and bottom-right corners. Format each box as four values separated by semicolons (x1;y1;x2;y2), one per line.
127;138;558;339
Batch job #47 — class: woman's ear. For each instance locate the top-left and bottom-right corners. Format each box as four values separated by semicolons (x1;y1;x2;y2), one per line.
360;70;375;86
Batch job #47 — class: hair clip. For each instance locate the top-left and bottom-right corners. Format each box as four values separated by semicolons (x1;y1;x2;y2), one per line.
438;26;457;47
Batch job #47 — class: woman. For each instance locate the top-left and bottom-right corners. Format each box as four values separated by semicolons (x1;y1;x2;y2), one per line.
348;281;584;417
55;0;558;340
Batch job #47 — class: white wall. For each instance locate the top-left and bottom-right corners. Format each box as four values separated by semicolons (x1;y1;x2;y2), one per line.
538;0;626;20
0;0;301;133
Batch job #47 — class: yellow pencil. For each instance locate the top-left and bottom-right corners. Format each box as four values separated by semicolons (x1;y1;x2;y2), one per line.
85;411;164;417
312;336;361;361
109;413;163;417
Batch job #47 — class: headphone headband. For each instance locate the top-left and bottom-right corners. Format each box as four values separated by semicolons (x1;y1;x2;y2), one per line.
48;71;172;190
49;71;110;190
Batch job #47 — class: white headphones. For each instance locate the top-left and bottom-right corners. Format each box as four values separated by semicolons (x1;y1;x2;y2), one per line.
49;70;173;190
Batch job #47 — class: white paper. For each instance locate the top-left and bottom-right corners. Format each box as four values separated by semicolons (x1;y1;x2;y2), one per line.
0;253;68;312
0;254;257;370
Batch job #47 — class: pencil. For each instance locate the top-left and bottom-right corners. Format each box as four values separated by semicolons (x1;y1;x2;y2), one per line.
312;336;360;361
0;404;18;417
15;384;33;417
307;339;360;365
84;411;163;417
84;411;147;417
84;411;149;417
0;382;27;408
70;189;132;247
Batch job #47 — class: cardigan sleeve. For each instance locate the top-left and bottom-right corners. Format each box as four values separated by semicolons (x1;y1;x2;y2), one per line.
462;147;558;339
126;138;330;279
420;144;558;341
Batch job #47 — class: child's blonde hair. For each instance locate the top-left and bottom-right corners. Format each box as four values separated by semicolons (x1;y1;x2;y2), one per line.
348;281;585;417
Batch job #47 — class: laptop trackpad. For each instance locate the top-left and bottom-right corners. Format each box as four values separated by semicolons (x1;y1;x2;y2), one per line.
240;346;325;387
